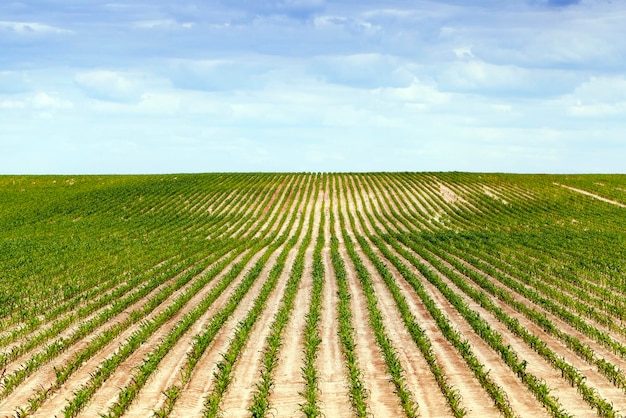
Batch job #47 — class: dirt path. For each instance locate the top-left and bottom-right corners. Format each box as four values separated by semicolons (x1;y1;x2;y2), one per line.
268;185;323;417
0;252;224;417
168;176;309;418
218;194;313;417
556;183;626;208
402;244;594;417
30;250;248;418
438;249;626;411
316;184;352;418
331;178;405;417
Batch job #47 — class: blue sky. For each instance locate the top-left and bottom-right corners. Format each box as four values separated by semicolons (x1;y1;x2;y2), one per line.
1;0;625;173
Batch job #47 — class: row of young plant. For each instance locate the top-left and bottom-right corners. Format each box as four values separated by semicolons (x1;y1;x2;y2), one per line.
328;183;370;418
0;174;253;348
0;247;223;401
360;173;624;362
368;174;626;366
0;174;218;323
335;178;419;417
247;175;319;417
299;178;327;418
399;236;617;416
340;176;466;416
362;180;618;416
448;234;626;359
362;175;622;415
420;237;626;393
0;175;290;400
346;176;514;416
363;234;516;416
462;236;626;341
20;246;248;417
201;177;313;417
149;175;310;417
4;175;302;414
64;177;306;417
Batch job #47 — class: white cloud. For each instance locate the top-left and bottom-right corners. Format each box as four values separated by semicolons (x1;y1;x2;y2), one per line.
310;54;414;88
75;71;142;102
0;92;72;110
313;15;382;35
571;76;626;104
0;21;72;34
132;20;195;29
376;78;449;105
558;76;626;118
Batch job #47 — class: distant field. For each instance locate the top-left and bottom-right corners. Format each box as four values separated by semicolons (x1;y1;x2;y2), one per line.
1;172;626;417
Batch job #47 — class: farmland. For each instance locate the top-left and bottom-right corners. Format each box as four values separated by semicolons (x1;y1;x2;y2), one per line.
1;172;626;417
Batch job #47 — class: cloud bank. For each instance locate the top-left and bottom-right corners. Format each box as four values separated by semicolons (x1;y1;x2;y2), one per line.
1;0;625;173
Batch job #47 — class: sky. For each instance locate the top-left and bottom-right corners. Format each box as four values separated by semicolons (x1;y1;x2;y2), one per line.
1;0;625;174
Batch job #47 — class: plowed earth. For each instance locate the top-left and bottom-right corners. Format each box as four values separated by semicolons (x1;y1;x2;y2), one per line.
2;173;626;417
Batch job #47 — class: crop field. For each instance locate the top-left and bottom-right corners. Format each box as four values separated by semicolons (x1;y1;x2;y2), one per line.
1;173;626;417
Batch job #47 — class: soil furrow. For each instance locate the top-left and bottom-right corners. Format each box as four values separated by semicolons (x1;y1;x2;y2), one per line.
29;251;245;418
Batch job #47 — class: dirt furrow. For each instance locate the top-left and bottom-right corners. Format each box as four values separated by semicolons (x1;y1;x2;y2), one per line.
344;179;451;416
461;250;626;350
268;187;323;417
218;187;313;417
402;244;594;417
370;239;502;416
169;177;308;418
0;253;223;417
1;256;185;377
350;187;500;416
29;250;245;418
439;250;626;410
330;181;405;417
317;192;352;417
84;247;270;417
217;248;301;417
336;243;404;417
165;247;283;418
121;246;272;418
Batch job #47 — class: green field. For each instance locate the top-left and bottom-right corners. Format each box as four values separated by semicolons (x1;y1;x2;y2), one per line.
1;173;626;417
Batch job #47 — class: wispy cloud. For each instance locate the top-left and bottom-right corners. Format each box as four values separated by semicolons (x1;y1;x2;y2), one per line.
0;21;72;34
1;0;625;173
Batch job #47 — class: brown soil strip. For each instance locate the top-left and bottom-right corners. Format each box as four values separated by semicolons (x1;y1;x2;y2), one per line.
483;185;509;204
0;257;181;377
347;179;494;417
29;250;250;418
369;241;501;417
440;250;626;410
168;178;309;418
268;186;323;417
403;245;593;417
317;187;352;418
331;180;405;417
123;246;274;418
556;183;626;208
439;183;461;204
339;244;405;417
0;253;224;417
355;175;405;234
218;207;312;416
345;179;451;416
454;248;626;350
356;241;450;416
